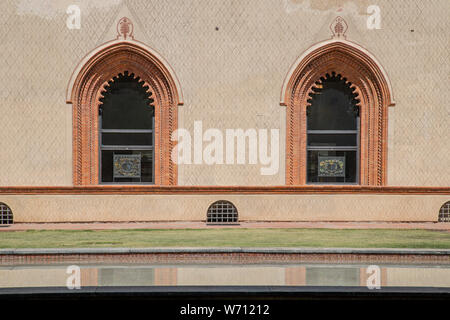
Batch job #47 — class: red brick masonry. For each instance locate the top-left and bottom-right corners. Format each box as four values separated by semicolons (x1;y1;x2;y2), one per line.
1;251;449;266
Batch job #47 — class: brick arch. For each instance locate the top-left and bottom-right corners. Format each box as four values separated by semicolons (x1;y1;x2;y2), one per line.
67;41;183;185
281;39;395;186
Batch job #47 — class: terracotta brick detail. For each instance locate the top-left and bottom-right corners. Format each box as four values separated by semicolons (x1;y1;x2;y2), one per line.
1;253;448;266
68;41;182;186
154;267;177;285
285;267;306;285
281;39;395;186
81;268;99;286
0;185;448;195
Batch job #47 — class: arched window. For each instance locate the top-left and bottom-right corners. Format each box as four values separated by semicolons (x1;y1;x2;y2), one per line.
207;200;239;225
438;201;450;222
306;72;360;183
281;35;394;186
0;203;13;225
66;19;183;186
99;71;155;183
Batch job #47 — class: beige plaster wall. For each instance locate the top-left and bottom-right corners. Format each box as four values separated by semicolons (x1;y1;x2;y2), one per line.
1;194;448;222
177;267;286;286
386;268;450;287
0;0;448;186
0;268;68;287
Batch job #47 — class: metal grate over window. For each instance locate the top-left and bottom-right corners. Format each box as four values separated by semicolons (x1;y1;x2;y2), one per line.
438;201;450;222
0;203;13;225
207;200;238;225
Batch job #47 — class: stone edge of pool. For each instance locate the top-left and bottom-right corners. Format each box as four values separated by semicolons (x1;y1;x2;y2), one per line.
1;247;450;255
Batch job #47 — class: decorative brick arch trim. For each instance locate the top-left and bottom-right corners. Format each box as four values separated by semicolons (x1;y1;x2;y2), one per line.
67;39;183;186
281;39;395;186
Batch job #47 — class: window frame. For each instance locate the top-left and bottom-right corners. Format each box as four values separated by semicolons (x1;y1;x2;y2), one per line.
67;41;183;186
306;123;360;185
281;39;395;186
99;114;155;185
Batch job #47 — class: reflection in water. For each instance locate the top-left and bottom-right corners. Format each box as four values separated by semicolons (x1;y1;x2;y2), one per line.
1;264;450;288
305;267;360;286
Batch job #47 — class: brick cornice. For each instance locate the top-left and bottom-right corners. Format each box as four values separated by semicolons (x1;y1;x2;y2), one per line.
0;186;448;195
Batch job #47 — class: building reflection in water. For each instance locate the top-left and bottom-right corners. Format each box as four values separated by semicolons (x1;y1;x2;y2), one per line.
1;265;450;288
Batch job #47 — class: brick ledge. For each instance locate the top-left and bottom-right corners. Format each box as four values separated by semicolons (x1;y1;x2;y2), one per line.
0;185;448;195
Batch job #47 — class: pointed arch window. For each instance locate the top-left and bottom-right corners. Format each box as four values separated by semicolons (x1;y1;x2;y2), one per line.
67;36;182;185
281;40;394;186
67;18;182;186
306;72;360;184
281;18;394;186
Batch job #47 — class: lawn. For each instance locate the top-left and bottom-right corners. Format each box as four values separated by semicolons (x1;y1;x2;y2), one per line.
0;228;449;249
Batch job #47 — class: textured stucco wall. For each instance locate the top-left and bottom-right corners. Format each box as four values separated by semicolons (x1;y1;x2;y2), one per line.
0;0;449;187
1;193;448;222
0;268;69;287
386;268;450;287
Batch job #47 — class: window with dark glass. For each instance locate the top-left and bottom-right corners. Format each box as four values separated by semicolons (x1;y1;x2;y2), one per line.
99;71;154;183
306;72;360;184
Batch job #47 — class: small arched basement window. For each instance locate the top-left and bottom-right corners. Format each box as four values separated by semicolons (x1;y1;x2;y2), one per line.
0;203;13;225
438;201;450;222
207;200;239;225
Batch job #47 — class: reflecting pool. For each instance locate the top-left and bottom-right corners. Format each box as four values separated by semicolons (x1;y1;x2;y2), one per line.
1;263;450;288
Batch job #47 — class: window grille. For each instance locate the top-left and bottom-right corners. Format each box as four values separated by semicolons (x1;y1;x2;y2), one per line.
0;203;13;225
438;201;450;222
207;200;238;225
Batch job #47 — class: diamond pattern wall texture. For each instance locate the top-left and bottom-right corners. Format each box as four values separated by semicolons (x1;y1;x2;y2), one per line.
0;0;448;186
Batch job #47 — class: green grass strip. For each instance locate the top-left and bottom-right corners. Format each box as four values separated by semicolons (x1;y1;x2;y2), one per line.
0;228;449;249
